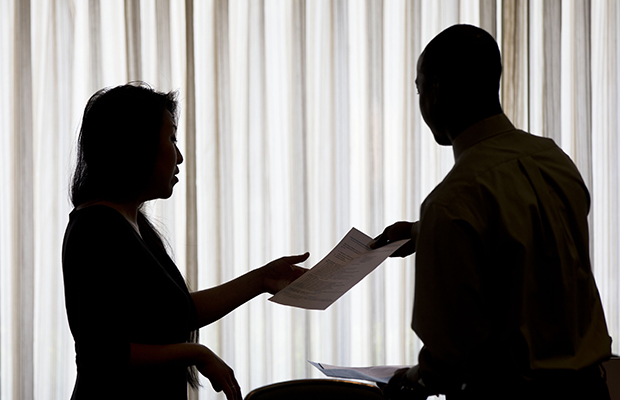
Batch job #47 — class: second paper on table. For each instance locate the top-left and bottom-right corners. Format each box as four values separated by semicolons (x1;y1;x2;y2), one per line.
269;228;409;310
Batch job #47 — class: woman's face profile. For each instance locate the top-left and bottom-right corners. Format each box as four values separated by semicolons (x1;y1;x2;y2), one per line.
142;110;183;201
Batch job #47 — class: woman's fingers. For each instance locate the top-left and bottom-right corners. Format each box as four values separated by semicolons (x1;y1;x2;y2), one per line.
207;371;241;400
261;252;310;294
221;380;242;400
197;347;242;400
280;252;310;264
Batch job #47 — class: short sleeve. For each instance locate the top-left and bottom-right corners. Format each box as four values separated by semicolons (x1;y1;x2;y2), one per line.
62;208;136;375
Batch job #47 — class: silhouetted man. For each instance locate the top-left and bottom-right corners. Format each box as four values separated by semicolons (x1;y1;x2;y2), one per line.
374;25;611;400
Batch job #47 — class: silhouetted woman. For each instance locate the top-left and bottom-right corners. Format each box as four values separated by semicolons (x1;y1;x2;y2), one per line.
62;83;308;400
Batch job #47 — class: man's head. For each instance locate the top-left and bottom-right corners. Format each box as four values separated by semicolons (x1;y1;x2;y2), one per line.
416;24;503;145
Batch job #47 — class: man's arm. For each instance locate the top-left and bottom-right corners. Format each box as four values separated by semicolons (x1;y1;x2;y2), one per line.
382;365;432;400
413;202;488;393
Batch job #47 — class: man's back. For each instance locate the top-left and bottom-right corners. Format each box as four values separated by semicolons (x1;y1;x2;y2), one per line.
413;114;611;391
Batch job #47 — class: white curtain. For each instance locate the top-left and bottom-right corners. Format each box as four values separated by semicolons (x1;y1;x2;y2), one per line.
1;1;618;399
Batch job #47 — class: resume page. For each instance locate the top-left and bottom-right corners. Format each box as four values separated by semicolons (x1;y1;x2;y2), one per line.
269;227;409;310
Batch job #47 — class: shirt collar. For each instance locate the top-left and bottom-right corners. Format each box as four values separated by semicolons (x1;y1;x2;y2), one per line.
451;113;516;161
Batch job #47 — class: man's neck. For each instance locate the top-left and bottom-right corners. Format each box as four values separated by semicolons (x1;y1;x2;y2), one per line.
447;104;503;143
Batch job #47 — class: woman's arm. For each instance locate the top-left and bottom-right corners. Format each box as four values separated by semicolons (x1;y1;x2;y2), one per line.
191;253;309;328
129;343;241;400
128;342;206;369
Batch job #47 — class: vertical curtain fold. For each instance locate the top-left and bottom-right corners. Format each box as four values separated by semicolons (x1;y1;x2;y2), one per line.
366;0;386;365
245;0;269;390
331;0;351;368
571;0;593;191
479;0;497;37
88;0;103;89
347;0;371;369
212;0;234;383
184;0;198;293
0;1;13;399
125;0;142;81
288;0;309;380
501;0;529;129
156;0;174;85
382;0;406;365
12;1;35;399
543;0;561;143
230;0;252;385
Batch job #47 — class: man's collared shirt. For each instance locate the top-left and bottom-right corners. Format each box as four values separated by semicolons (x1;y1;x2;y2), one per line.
413;113;611;390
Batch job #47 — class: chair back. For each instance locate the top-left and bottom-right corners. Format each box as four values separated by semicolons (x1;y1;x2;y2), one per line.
605;357;620;400
244;379;384;400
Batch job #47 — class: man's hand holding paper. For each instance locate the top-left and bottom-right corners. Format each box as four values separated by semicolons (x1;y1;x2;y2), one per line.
369;221;419;258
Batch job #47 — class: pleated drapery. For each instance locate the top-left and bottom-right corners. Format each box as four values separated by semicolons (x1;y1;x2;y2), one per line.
1;1;619;400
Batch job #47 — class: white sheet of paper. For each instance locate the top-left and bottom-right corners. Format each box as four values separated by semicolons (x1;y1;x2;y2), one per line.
269;227;409;310
308;361;412;384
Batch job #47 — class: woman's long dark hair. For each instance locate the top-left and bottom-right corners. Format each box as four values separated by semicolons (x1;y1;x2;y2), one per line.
71;82;178;206
71;82;201;389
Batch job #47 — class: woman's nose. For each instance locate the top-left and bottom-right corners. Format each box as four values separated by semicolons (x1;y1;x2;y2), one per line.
176;145;184;164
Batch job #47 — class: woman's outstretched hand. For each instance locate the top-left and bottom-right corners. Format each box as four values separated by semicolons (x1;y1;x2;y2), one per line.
196;346;242;400
260;252;310;294
189;252;310;328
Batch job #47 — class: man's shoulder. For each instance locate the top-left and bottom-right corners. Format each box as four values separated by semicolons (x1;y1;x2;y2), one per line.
478;129;559;158
421;169;485;220
422;128;584;223
455;128;570;180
